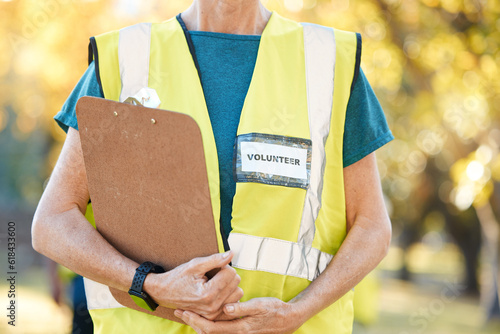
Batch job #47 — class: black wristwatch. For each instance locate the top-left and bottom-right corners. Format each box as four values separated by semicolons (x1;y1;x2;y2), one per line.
128;262;165;311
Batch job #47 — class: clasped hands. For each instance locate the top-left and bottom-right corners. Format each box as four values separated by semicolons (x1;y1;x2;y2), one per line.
144;251;304;334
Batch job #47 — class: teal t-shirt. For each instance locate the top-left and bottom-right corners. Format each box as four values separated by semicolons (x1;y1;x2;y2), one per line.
55;31;393;237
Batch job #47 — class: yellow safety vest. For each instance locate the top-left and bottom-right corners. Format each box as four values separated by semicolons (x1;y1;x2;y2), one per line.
83;11;360;334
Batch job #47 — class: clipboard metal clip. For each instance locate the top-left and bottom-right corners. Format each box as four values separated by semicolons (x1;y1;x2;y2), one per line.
124;87;161;109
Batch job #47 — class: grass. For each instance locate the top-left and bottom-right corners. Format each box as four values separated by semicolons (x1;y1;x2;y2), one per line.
355;279;500;334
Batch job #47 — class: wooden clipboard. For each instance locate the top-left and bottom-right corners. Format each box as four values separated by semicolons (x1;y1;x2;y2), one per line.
76;96;219;322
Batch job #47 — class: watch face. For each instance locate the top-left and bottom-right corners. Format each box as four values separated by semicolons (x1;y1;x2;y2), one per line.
129;291;155;312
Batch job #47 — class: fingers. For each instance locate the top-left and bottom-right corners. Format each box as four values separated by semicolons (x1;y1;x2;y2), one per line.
224;299;264;318
175;310;242;334
197;280;241;320
175;310;212;333
207;264;240;289
212;311;241;321
190;251;233;275
198;284;243;320
179;264;241;318
205;265;241;305
165;252;242;319
225;286;244;304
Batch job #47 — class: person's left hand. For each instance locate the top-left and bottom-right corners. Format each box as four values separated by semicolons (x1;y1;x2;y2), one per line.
174;297;305;334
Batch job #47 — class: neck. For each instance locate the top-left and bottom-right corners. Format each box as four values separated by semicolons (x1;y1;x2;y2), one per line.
181;0;271;35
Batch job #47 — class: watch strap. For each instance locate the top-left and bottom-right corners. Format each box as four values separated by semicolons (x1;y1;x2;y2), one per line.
130;261;165;293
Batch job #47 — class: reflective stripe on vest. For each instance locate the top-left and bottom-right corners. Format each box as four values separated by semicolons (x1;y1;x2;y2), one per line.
229;23;337;281
298;23;335;247
118;23;152;102
229;233;333;281
84;277;125;310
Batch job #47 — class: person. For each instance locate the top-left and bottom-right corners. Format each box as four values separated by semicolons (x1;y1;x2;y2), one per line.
32;1;393;333
48;261;94;334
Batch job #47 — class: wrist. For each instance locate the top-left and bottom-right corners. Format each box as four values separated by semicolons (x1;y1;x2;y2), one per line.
128;262;166;311
142;269;176;308
286;299;311;329
142;271;160;301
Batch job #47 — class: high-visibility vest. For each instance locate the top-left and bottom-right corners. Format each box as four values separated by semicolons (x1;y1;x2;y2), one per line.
83;11;360;334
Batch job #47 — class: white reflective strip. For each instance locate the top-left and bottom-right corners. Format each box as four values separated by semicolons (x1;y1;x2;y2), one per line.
118;23;152;102
83;277;125;310
298;23;336;246
229;233;333;281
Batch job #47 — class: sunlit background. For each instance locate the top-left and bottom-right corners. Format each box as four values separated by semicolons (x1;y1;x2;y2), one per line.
1;0;499;333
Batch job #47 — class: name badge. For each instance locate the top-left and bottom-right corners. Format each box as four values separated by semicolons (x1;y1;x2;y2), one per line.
234;133;312;189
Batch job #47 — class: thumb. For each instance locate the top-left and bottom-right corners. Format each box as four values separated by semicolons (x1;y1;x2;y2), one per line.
224;299;264;317
191;251;233;274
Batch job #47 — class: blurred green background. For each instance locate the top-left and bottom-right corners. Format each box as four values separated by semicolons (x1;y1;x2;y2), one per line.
1;0;500;333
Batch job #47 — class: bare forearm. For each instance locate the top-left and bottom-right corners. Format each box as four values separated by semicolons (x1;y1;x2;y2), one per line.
179;216;391;333
288;153;392;321
289;216;391;323
32;127;139;293
32;207;138;292
32;127;243;316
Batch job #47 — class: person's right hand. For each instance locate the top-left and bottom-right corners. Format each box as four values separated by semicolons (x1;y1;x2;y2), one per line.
144;251;243;320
